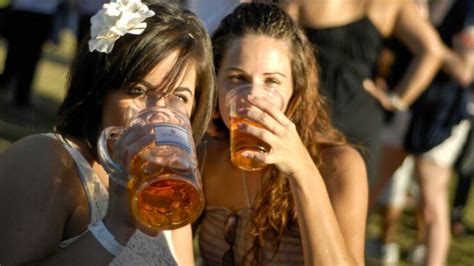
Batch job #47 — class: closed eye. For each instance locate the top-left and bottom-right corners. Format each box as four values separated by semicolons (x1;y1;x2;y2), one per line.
227;74;247;84
174;92;189;103
265;77;282;86
126;85;148;96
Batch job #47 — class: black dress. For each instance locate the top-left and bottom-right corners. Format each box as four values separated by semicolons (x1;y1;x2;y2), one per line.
305;17;383;183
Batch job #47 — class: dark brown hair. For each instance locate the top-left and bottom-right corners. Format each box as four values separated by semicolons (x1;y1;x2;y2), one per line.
54;1;215;153
212;2;345;264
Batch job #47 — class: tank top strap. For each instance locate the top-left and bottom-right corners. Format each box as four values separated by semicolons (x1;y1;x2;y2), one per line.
43;133;108;222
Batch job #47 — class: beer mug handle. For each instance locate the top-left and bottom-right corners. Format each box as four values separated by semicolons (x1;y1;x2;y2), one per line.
97;126;128;187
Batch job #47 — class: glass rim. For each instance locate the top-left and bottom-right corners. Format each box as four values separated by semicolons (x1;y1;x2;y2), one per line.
224;84;283;108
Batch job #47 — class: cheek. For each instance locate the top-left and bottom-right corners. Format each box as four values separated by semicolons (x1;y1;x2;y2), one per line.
102;97;135;129
218;89;231;129
186;101;194;118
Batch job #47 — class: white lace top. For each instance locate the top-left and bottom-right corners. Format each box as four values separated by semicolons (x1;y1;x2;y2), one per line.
48;134;178;265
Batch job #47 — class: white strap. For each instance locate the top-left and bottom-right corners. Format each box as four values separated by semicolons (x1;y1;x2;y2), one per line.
44;133;108;222
88;220;124;256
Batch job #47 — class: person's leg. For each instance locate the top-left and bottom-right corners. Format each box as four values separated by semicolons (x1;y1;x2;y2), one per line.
12;11;54;107
368;145;407;213
415;157;451;266
369;111;412;213
414;119;471;265
379;156;415;243
0;8;19;88
452;116;474;236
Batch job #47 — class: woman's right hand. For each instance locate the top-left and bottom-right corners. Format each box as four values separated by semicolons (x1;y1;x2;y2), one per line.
111;124;156;174
103;124;156;243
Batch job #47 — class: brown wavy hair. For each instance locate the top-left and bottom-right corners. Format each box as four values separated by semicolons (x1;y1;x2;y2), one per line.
212;2;346;264
54;1;215;154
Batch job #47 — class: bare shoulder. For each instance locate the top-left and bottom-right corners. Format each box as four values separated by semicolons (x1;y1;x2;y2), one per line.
318;144;368;211
368;0;408;37
0;134;80;206
318;145;367;185
1;134;76;176
0;134;81;262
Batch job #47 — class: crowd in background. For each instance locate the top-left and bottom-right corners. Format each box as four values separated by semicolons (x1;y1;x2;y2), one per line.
0;0;473;265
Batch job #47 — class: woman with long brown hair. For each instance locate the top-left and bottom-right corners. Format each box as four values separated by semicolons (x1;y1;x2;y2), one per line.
0;1;214;264
196;2;367;265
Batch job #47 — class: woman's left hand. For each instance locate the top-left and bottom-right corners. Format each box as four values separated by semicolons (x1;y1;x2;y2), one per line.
363;78;408;112
237;95;314;176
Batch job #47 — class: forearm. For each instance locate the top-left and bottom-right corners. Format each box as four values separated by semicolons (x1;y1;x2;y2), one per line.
289;162;356;266
394;49;442;106
440;45;471;85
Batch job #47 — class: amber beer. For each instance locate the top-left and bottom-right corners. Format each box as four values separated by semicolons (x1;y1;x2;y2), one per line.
226;84;283;171
230;116;270;171
97;101;204;235
128;144;204;234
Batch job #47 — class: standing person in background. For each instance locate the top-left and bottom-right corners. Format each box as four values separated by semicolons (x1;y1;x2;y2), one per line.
0;0;63;109
0;1;215;264
451;0;474;237
277;0;444;187
197;3;367;265
365;0;473;264
74;0;108;47
0;0;10;37
451;91;474;237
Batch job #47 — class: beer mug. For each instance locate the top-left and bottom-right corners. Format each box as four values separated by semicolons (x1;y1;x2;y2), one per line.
97;96;204;234
225;84;283;171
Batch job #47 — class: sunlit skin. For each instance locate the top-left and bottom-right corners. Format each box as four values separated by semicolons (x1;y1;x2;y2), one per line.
102;50;197;172
0;51;197;264
201;34;368;265
217;35;294;129
280;0;455;264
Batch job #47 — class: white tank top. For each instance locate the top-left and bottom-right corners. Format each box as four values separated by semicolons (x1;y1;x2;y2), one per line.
47;134;178;265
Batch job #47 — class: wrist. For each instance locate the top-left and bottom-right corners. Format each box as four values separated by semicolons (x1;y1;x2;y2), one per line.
389;93;408;111
103;215;135;246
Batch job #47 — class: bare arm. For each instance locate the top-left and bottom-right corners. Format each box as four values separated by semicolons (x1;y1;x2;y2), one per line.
391;1;444;106
0;135;134;265
440;45;472;86
171;225;195;265
241;96;367;265
287;146;367;266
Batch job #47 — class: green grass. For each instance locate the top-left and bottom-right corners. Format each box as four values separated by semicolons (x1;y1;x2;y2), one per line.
367;192;474;265
1;30;473;265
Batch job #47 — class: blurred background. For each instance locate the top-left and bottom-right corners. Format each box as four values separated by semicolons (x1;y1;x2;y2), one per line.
0;0;473;265
0;26;72;148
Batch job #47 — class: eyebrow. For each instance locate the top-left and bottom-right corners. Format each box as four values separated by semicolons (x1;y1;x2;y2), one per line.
224;67;287;78
139;80;194;96
263;72;286;78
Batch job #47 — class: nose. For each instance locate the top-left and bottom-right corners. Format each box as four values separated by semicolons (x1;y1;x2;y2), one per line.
145;94;168;108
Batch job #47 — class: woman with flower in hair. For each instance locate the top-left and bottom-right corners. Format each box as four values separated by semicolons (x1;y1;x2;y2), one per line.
197;2;367;265
0;0;214;264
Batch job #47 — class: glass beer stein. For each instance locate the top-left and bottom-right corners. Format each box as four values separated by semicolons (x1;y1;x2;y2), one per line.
97;96;204;234
226;84;283;171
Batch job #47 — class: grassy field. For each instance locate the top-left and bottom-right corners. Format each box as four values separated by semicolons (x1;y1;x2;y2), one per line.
0;31;473;265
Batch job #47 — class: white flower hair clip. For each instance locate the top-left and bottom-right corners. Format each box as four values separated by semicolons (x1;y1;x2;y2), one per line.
88;0;155;53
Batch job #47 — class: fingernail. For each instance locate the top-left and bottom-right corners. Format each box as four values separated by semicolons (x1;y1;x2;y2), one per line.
237;123;244;129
